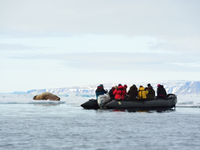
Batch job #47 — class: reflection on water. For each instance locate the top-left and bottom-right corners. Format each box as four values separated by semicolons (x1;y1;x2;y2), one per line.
32;103;64;107
177;105;200;108
126;108;176;113
109;108;176;113
31;101;65;106
95;107;176;113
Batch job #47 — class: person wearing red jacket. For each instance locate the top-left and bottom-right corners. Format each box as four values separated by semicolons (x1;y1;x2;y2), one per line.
113;84;126;100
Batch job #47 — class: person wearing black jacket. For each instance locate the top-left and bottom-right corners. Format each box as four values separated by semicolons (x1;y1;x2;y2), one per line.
157;84;167;99
147;83;155;100
108;87;116;100
127;84;138;101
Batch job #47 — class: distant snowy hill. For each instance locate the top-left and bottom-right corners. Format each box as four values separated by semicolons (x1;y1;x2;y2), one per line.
25;86;96;97
12;81;200;96
159;81;200;95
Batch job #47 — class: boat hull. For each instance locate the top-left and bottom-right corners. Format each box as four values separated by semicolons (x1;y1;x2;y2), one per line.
81;94;177;110
81;99;99;109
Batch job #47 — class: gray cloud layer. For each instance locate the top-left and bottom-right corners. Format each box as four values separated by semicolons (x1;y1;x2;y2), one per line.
1;0;200;54
0;0;200;37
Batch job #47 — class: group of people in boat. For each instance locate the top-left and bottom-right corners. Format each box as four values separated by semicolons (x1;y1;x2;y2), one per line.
95;84;167;101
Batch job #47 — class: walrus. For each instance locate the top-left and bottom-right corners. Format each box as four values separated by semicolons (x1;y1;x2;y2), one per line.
33;92;60;101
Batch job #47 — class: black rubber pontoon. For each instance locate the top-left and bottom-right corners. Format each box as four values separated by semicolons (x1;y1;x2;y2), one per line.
81;99;99;109
81;94;177;110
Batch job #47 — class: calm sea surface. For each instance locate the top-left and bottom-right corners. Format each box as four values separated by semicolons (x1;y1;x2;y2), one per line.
0;96;200;150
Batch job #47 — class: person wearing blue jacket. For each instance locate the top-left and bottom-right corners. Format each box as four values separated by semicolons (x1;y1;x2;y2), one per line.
95;84;107;99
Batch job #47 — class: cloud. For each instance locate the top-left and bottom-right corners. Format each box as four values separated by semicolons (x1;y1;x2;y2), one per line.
0;43;44;51
1;50;200;92
0;34;190;54
0;0;200;91
4;51;200;72
63;53;200;71
1;1;200;53
0;0;200;37
1;33;199;73
169;62;200;68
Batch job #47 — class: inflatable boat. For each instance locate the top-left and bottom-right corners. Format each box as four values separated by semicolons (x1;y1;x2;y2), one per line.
81;94;177;111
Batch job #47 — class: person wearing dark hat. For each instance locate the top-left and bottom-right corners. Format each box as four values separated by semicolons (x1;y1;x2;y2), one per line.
146;83;155;100
124;84;128;99
108;87;116;100
127;84;138;101
95;84;107;99
157;84;167;99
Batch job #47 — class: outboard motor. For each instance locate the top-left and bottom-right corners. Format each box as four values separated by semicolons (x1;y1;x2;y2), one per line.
97;94;111;108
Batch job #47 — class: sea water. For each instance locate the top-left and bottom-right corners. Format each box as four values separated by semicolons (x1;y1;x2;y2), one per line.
0;94;200;150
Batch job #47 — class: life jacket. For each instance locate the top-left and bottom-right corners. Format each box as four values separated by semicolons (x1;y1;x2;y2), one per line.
113;85;126;100
138;87;148;100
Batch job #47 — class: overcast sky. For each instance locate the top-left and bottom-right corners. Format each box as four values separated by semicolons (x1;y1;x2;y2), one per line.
0;0;200;92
